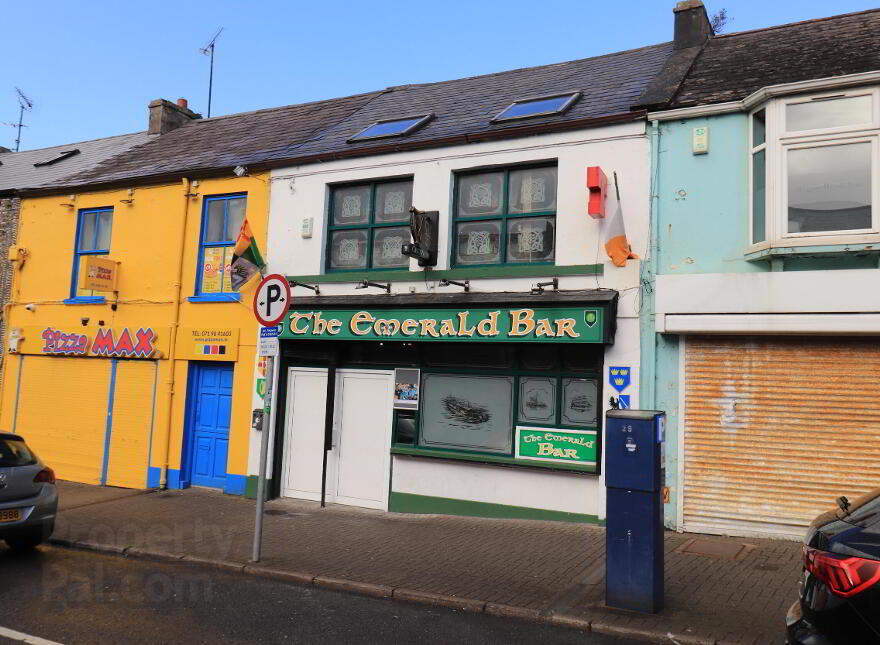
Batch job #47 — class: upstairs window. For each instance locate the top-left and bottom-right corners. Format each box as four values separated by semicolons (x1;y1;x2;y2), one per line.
453;164;557;266
197;194;246;295
492;93;580;123
71;207;112;299
751;89;879;246
348;114;434;142
327;179;413;271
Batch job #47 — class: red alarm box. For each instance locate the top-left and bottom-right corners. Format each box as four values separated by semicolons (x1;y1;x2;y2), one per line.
587;166;608;219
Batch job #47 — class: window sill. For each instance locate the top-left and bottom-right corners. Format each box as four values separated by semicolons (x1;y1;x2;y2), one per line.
745;239;880;262
295;263;603;285
187;294;241;303
391;445;598;474
63;296;106;305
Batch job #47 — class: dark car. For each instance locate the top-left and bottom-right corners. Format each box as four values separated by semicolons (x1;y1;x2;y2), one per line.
0;432;58;549
786;488;880;644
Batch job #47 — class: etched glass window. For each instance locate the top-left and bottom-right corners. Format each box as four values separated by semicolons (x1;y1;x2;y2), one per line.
507;216;555;263
419;374;514;453
518;377;556;424
455;220;502;265
561;378;598;427
328;179;413;271
454;165;556;266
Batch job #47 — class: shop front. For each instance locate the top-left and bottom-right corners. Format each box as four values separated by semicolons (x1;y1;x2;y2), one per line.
8;325;168;487
270;292;617;523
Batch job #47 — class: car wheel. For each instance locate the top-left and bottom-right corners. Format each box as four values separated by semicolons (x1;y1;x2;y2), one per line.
5;522;54;550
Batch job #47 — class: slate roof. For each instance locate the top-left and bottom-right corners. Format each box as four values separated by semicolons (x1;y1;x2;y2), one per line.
668;8;880;108
46;41;673;192
63;93;381;188
247;42;673;166
0;132;150;194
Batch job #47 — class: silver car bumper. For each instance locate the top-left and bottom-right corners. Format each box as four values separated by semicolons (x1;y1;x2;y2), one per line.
0;483;58;537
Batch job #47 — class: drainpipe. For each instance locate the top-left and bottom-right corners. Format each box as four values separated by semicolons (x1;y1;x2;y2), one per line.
639;120;661;409
159;177;192;488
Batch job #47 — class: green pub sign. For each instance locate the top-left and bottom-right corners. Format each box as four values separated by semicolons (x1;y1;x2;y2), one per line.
515;427;598;467
280;307;605;343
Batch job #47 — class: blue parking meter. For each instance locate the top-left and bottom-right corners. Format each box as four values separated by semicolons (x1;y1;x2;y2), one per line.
605;409;666;613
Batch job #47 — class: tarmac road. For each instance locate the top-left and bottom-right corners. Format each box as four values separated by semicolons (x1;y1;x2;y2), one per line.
0;545;643;645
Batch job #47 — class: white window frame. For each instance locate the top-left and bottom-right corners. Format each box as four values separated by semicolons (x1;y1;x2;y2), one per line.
748;87;880;252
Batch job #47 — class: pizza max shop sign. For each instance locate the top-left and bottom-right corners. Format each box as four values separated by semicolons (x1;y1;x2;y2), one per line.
281;307;606;343
39;326;159;358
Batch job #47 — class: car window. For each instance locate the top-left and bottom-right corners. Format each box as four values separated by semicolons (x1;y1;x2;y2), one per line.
841;488;880;527
0;437;36;466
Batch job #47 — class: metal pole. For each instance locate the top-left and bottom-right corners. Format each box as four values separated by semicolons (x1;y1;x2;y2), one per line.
15;104;24;152
252;354;274;562
207;45;214;118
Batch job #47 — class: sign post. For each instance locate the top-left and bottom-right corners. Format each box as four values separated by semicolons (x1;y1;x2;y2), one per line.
252;275;290;563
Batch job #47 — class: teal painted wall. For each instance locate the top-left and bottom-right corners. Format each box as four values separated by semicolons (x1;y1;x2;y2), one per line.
656;113;761;276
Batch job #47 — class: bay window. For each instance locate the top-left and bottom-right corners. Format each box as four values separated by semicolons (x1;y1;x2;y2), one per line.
750;88;880;248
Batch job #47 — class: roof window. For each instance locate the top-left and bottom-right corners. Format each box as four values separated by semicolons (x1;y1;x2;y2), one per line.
492;93;581;123
33;149;80;167
348;114;434;143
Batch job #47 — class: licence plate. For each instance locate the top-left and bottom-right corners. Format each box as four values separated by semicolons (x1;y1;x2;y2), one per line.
0;508;21;523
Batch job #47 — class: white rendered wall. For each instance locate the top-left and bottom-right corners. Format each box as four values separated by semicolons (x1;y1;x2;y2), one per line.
252;124;650;517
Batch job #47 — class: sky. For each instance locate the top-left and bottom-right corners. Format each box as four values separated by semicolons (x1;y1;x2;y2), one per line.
2;0;877;151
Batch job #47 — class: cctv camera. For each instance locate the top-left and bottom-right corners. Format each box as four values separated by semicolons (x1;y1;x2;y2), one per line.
233;165;247;177
80;317;89;326
24;303;35;312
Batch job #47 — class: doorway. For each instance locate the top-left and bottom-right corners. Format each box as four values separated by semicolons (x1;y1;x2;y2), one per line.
282;368;393;510
184;362;234;489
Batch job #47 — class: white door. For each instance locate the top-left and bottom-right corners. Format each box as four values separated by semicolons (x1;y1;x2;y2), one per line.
333;370;394;510
281;368;328;501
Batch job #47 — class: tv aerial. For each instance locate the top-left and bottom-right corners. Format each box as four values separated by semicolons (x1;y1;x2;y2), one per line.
199;27;223;118
6;87;33;151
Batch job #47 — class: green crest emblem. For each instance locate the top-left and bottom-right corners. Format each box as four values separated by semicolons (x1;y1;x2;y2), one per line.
584;310;597;328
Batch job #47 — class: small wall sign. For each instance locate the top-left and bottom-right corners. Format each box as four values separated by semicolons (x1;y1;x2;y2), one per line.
609;366;631;393
515;427;597;466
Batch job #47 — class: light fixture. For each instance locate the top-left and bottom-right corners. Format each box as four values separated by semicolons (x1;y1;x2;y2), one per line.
290;280;320;295
355;280;391;294
530;277;558;295
233;165;248;177
438;278;469;292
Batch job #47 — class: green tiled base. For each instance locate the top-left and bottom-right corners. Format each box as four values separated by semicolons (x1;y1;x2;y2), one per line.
389;492;603;525
245;475;274;500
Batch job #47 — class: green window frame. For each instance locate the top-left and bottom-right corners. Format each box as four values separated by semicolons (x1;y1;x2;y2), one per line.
326;178;413;272
452;164;557;267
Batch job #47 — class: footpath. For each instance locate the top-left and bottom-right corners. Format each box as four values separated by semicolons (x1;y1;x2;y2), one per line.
50;482;801;645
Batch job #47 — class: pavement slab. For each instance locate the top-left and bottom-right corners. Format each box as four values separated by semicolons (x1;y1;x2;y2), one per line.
50;481;802;645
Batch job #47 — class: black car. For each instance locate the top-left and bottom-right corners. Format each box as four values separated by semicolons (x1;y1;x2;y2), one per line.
786;488;880;644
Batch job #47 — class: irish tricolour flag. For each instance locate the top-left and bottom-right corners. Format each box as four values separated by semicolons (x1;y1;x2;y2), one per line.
230;218;265;291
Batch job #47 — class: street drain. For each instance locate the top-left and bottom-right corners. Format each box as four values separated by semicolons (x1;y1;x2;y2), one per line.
674;538;756;561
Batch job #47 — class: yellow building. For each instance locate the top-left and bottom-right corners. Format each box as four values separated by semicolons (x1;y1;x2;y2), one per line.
0;93;409;493
1;173;267;493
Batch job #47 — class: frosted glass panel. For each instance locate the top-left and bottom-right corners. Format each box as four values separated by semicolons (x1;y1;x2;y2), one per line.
455;221;501;265
226;198;246;240
375;182;412;223
508;167;557;213
457;172;503;217
507;216;554;263
204;200;226;242
372;226;410;268
561;378;597;427
419;374;513;453
329;230;368;269
518;377;556;424
332;185;371;225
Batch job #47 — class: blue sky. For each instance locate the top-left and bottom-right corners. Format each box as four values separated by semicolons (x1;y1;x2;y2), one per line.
2;1;877;151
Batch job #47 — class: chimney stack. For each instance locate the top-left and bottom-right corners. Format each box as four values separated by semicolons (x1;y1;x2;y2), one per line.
148;98;201;135
673;0;712;50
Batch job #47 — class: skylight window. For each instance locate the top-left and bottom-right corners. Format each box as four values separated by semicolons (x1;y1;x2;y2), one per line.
33;149;80;167
492;93;581;123
348;114;434;142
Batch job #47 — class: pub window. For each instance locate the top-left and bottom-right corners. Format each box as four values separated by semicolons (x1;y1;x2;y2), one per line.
453;164;557;266
327;179;413;271
197;193;247;295
71;207;113;300
393;343;600;470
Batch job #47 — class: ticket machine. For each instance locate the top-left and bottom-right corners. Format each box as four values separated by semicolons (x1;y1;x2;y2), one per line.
605;409;666;613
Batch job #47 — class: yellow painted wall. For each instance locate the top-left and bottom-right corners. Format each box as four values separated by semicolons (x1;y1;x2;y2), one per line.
0;174;268;490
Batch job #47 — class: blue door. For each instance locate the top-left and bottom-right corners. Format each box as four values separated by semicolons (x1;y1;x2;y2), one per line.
188;363;233;489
